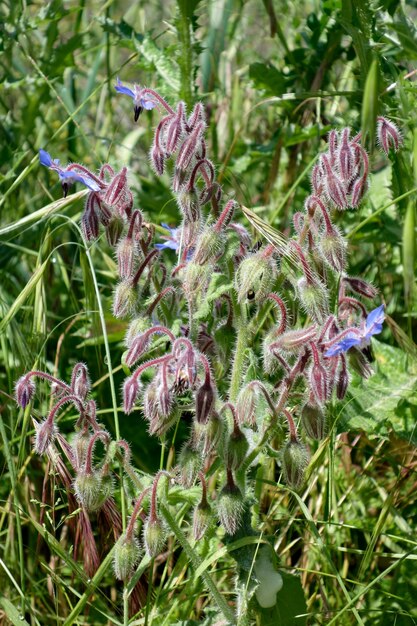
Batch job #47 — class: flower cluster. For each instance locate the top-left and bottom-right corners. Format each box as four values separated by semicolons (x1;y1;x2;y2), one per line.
23;80;402;615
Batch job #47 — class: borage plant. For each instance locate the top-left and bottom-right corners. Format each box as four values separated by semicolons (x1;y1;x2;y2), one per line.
17;81;403;624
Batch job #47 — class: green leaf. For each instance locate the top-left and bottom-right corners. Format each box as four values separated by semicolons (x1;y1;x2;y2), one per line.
336;340;417;444
249;62;286;95
193;273;233;321
0;598;30;626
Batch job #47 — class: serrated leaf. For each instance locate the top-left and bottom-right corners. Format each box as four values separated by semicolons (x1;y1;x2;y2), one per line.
135;36;180;92
336;340;417;444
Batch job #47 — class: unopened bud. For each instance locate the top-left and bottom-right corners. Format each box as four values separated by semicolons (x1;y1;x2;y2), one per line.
15;375;35;408
236;250;277;304
195;376;216;425
116;236;137;279
177;189;200;222
297;277;329;324
271;325;317;354
106;214;125;247
178;442;201;487
33;417;57;454
336;356;349;399
113;533;141;581
193;227;225;265
193;412;223;455
183;262;211;297
319;226;346;273
123;375;141;414
81;206;99;241
192;499;212;541
217;479;244;535
74;470;111;511
301;403;327;440
226;427;249;470
236;384;257;427
158;382;173;417
113;280;138;319
282;439;309;489
72;363;90;400
143;516;167;557
343;276;378;299
377;116;403;155
125;317;149;348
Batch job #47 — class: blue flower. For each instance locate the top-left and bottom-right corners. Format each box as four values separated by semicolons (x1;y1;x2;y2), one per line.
114;78;157;121
324;305;385;357
155;223;181;251
39;150;101;194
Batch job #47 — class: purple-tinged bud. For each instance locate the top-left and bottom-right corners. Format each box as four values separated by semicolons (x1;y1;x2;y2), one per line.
81;206;99;241
106;214;125;247
125;333;151;367
71;363;90;400
297;276;329;324
143;381;158;424
113;533;141;581
336;355;349;399
124;317;149;348
123;375;142;414
309;342;328;405
235;245;277;304
301;402;327;440
176;121;205;173
377;116;403;155
321;155;348;209
33;417;57;455
311;162;325;196
193;499;212;541
15;375;36;408
342;277;378;299
103;167;128;210
74;429;92;470
328;129;338;165
217;471;244;535
350;175;368;208
177;188;200;222
318;225;346;273
337;128;354;182
113;280;138;319
157;380;173;418
187;102;206;130
151;143;165;175
183;262;211;297
282;438;309;489
195;358;216;424
193;227;225;265
143;516;167;557
271;325;317;354
214;199;237;232
116;236;137;279
178;441;201;487
166;102;185;156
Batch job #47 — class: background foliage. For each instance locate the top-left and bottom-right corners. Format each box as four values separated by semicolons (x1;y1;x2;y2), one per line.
0;0;416;624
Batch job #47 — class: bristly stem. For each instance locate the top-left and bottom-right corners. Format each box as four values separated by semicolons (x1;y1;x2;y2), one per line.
177;3;193;111
229;300;248;403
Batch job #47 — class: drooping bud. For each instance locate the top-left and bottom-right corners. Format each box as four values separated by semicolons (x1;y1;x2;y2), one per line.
318;225;346;273
123;375;141;414
336;355;349;399
377;116;403;155
182;262;211;297
271;325;317;354
81;205;100;241
297;276;329;324
282;438;309;489
113;280;138;319
195;362;216;425
74;470;112;512
235;246;277;304
143;515;167;558
33;417;57;454
71;363;90;400
177;188;200;222
178;441;201;488
309;342;328;404
113;533;141;581
192;499;213;541
342;277;378;299
106;214;125;247
301;402;327;440
124;317;149;348
217;470;244;535
116;236;137;279
236;384;257;427
192;227;225;265
194;412;223;455
337;128;354;182
226;424;249;470
15;375;36;408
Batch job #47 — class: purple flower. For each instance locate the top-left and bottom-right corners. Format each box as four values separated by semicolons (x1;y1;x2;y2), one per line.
324;305;385;357
114;78;157;121
155;223;181;252
39;150;101;195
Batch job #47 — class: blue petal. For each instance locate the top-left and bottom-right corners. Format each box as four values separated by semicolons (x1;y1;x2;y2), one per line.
155;240;179;251
325;335;361;357
141;98;156;110
58;170;101;192
114;79;135;99
39;149;53;167
366;305;385;330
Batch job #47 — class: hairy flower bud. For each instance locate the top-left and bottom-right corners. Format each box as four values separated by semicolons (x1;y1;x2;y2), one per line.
318;226;346;273
217;478;244;535
236;384;257;427
143;516;167;557
106;214;125;247
71;363;90;400
282;439;309;489
33;417;57;455
15;375;36;408
195;376;216;425
123;375;142;414
297;277;329;324
377;116;403;154
226;426;249;470
192;499;212;541
116;236;137;279
74;470;112;512
342;277;378;299
125;317;149;348
336;355;349;399
182;262;211;297
192;227;225;265
178;442;201;487
113;280;138;319
271;325;317;354
113;533;141;581
235;249;277;304
301;403;327;440
177;188;200;222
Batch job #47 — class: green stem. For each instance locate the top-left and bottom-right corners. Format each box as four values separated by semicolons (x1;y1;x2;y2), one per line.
229;302;248;403
161;505;236;624
177;4;193;109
